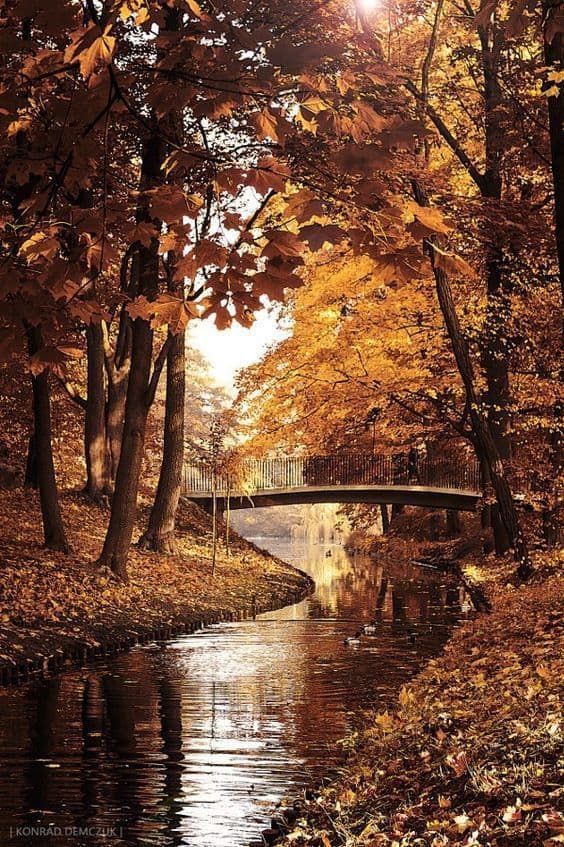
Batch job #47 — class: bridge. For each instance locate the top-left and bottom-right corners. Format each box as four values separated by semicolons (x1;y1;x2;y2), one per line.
182;454;482;512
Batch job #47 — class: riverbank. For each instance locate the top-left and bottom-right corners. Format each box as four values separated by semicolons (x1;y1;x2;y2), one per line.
0;488;313;685
275;540;563;847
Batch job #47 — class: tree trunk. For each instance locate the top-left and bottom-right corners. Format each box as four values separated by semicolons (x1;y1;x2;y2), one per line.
433;260;531;577
84;323;111;499
106;359;129;482
139;328;186;553
98;132;164;579
24;433;38;488
413;180;533;580
478;22;513;557
544;0;564;298
159;675;183;804
27;326;69;552
380;503;390;534
105;310;131;483
446;508;461;536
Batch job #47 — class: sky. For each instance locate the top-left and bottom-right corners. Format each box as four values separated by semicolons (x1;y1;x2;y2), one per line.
187;306;289;393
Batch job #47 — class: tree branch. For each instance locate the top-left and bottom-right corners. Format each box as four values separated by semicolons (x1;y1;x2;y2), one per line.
145;334;173;408
404;80;487;192
56;376;87;410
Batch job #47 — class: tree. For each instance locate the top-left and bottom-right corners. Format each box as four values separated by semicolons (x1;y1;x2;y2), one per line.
139;257;186;554
27;326;70;552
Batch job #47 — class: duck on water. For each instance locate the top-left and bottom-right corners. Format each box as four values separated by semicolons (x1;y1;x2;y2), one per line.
344;624;418;646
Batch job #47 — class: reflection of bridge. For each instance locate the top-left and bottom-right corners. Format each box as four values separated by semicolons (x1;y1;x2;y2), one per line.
183;454;482;512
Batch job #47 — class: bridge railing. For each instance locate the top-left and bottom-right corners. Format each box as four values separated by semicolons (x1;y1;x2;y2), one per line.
183;454;481;496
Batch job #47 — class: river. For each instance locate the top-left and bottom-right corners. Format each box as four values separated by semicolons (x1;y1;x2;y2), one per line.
0;539;469;846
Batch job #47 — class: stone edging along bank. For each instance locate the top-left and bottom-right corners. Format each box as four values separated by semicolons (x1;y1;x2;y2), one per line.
0;561;315;688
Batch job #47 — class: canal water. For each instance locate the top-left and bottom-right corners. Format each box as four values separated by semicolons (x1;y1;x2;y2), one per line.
0;540;469;847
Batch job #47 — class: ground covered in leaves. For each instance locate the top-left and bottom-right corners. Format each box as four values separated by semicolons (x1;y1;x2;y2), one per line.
0;488;312;679
278;546;563;847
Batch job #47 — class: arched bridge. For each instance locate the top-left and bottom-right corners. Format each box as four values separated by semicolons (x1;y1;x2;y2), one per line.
183;454;482;512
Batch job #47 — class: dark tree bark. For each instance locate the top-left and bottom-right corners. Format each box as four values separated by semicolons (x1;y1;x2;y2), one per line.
104;305;132;483
433;260;531;576
98;132;166;579
413;180;533;580
27;326;69;552
429;511;441;540
476;20;514;555
159;675;184;804
544;0;564;298
380;503;390;534
106;366;128;482
24;434;38;488
84;323;111;499
139;327;186;553
446;508;462;536
408;11;514;552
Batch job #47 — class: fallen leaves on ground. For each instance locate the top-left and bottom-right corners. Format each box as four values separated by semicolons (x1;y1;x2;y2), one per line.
280;546;563;847
0;488;310;671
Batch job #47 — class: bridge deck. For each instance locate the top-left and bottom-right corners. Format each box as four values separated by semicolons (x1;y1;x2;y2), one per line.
183;454;481;512
185;483;480;512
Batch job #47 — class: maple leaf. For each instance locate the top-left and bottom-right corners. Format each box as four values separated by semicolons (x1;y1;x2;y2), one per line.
7;116;32;137
186;0;203;17
299;224;346;251
126;295;153;321
433;247;478;279
262;230;305;259
249;158;290;195
68;299;111;325
285;189;324;223
118;0;150;24
351;102;388;142
371;248;424;286
19;231;59;263
128;222;160;248
64;25;116;79
251;269;303;300
407;202;452;235
446;751;469;776
267;39;339;73
150;294;198;334
251;109;293;146
29;346;83;379
207;305;232;330
147;187;202;223
374;710;395;732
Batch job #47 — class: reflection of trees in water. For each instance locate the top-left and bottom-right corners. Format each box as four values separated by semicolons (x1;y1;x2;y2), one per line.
158;673;184;847
0;543;469;847
80;674;103;832
301;545;466;630
25;677;60;821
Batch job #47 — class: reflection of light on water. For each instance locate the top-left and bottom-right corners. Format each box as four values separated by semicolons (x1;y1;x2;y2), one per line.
0;539;469;847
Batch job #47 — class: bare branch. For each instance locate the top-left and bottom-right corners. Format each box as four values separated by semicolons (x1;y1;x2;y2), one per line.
146;334;173;408
55;376;87;410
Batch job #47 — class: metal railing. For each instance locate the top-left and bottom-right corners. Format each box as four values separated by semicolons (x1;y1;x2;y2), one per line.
183;453;481;496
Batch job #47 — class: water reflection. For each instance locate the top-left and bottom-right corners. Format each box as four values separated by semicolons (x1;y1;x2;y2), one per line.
0;541;469;846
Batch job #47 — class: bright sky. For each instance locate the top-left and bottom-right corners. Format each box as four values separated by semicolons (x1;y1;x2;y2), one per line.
188;306;289;393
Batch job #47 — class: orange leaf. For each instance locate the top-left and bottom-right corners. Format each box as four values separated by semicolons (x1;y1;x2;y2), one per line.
64;25;116;78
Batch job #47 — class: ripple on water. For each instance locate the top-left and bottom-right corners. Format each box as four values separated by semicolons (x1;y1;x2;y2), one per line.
0;540;469;846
